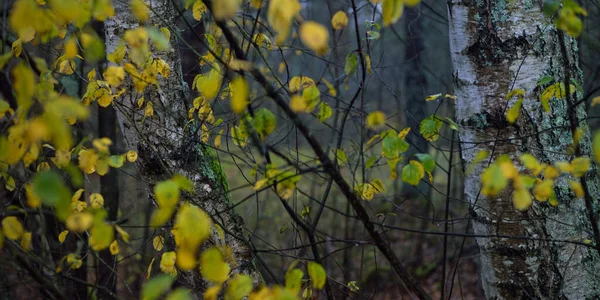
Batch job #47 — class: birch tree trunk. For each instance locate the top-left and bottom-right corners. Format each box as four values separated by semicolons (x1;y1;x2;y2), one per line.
449;1;600;298
104;0;260;295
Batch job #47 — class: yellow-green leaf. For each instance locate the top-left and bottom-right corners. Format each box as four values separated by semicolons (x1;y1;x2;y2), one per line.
513;188;532;211
200;247;230;283
307;261;326;290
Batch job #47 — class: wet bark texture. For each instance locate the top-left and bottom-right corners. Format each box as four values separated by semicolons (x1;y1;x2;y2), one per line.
103;0;260;296
449;0;600;299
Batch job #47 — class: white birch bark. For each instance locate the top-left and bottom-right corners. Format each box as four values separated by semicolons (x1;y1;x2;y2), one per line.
449;0;600;298
104;0;261;294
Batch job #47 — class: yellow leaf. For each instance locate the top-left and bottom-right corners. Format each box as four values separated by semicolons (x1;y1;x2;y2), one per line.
90;222;114;251
397;127;411;139
299;21;329;56
267;0;301;44
107;42;126;63
65;212;93;232
533;180;554;202
109;240;119;255
131;0;149;22
571;157;590;177
160;251;177;274
365;54;372;75
2;217;24;240
569;180;584;198
592;96;600;107
25;183;41;208
72;188;84;202
290;94;307;112
65;37;78;59
322;78;337;96
146;258;155;279
214;129;224;149
506;98;522;124
116;225;130;242
20;232;32;251
200;247;231;283
331;11;348;30
174;202;212;249
212;0;241;20
512;188;532;211
58;230;69;244
382;0;404;27
87;69;97;82
90;193;104;209
103;66;125;87
205;286;221;300
153;236;164;251
145;102;154;117
193;0;207;21
176;248;197;270
366;111;386;129
12;39;22;57
425;93;441;101
230;76;249;114
126;150;138;162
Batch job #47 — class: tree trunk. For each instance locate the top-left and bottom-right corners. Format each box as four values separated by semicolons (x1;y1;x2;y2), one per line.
103;0;260;295
449;1;600;299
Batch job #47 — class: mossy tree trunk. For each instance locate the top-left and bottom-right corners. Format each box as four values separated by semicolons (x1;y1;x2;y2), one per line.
103;0;260;295
449;0;600;298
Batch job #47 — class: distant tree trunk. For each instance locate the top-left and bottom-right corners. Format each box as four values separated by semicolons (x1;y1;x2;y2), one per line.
104;0;260;295
449;1;600;299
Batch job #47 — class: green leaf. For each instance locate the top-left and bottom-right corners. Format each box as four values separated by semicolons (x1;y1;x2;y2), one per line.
307;261;327;290
253;108;276;138
594;131;600;163
317;102;332;122
365;155;377;169
382;135;409;159
419;115;443;142
32;171;71;220
445;117;459;131
336;149;349;166
344;53;357;76
402;161;424;186
108;155;124;168
538;75;553;86
142;274;175;300
415;153;435;173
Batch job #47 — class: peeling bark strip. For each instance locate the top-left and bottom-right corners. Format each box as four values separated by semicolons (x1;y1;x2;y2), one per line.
104;0;260;295
449;0;600;299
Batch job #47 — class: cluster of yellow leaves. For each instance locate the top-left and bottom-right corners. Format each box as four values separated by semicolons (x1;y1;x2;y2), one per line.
254;164;302;199
10;0;114;44
77;138;138;175
554;0;588;37
288;76;332;121
481;154;591;211
0;216;32;251
355;179;385;200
